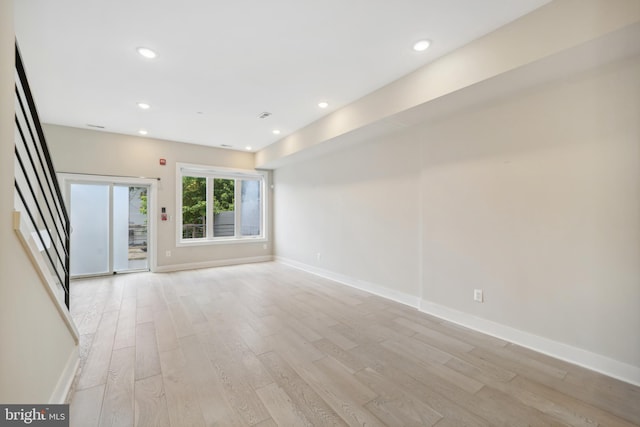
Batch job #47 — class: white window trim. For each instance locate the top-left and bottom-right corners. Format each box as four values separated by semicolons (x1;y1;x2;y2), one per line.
176;162;268;246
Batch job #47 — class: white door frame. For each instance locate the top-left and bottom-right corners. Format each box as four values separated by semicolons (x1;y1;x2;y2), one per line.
59;173;158;276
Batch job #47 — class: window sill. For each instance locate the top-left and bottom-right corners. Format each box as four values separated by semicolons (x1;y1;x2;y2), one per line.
177;236;267;247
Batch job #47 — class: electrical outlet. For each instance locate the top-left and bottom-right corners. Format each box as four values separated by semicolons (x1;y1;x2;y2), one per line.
316;252;321;261
474;289;483;303
166;250;171;257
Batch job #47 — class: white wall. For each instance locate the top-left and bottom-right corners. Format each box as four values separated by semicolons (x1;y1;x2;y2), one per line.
273;55;640;383
275;131;421;303
43;125;273;270
419;57;640;370
0;0;78;403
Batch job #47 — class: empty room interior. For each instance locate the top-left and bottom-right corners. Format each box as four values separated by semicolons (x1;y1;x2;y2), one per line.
1;0;640;425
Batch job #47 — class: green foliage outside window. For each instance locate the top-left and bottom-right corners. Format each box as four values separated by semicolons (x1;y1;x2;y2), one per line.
182;176;207;226
213;178;234;214
181;176;235;226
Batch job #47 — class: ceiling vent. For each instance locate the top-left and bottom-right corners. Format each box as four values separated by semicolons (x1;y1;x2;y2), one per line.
258;112;272;119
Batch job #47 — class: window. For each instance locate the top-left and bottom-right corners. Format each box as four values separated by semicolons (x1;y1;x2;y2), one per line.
178;164;266;244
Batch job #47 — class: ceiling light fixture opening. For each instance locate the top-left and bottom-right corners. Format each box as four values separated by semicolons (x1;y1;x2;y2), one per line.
136;47;157;59
138;129;148;135
272;129;281;135
245;146;252;151
318;101;329;109
413;39;431;52
137;102;151;110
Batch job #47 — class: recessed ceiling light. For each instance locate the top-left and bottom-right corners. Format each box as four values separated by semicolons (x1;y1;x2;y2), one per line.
318;101;329;109
272;129;281;135
138;129;148;135
413;40;431;52
137;102;150;110
136;47;157;59
245;146;252;151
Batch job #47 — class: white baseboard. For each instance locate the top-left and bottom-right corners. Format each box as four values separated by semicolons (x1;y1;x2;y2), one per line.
275;256;640;387
49;346;79;404
275;256;421;309
155;255;273;273
419;299;640;387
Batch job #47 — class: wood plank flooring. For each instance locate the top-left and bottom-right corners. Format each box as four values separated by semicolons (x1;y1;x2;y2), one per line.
68;262;640;426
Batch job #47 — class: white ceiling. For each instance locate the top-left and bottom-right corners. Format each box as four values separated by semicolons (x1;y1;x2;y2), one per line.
14;0;550;152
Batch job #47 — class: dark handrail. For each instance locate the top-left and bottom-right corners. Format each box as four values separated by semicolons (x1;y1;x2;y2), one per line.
14;42;70;309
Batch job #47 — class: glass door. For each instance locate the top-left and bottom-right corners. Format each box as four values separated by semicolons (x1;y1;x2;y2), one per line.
69;183;110;276
68;182;150;277
114;185;149;272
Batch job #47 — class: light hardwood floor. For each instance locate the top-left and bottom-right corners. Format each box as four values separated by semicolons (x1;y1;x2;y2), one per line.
68;262;640;426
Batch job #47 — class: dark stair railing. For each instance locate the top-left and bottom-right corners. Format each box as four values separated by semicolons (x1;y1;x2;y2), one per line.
14;42;70;309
